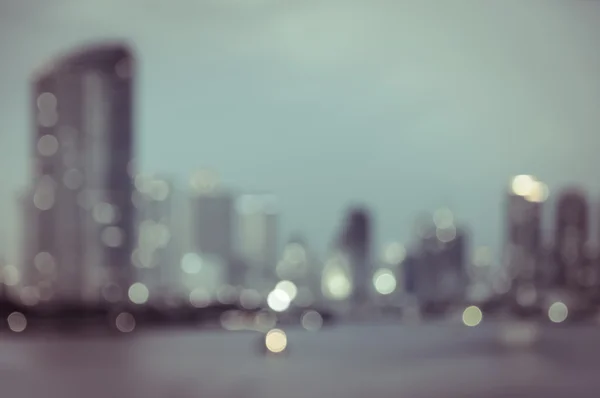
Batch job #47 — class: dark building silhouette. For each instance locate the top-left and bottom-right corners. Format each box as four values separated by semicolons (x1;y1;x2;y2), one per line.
408;215;468;311
338;206;372;304
189;172;235;286
553;189;590;291
504;176;545;309
27;42;135;304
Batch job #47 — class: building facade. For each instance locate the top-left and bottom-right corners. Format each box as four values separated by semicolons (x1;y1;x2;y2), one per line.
27;43;135;305
236;193;278;294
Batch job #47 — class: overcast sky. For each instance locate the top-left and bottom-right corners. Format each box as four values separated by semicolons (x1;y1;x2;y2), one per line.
1;0;600;263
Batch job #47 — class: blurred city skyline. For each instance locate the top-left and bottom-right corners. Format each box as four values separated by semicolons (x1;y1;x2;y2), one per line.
3;0;600;263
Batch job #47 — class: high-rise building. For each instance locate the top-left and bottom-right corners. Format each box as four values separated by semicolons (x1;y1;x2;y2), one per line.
338;206;372;305
276;234;322;306
236;193;278;293
408;210;468;310
189;170;235;286
131;174;176;299
28;43;135;305
553;189;590;292
504;175;547;309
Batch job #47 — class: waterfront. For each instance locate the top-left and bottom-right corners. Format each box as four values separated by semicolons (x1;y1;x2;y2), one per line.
2;321;600;397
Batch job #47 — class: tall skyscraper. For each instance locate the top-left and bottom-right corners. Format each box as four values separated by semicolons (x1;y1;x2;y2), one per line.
504;175;547;309
189;170;235;286
338;206;372;305
28;43;135;305
553;189;590;292
236;193;278;294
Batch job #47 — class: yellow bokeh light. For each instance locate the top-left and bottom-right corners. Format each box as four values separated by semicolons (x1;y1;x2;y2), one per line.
462;305;483;327
548;301;568;323
525;181;549;203
265;328;288;353
511;175;536;196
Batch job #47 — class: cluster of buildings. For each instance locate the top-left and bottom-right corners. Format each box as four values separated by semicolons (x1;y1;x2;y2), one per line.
1;42;597;321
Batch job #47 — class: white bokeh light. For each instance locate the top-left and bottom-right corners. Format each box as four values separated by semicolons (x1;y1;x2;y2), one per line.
267;289;291;312
373;268;397;295
128;282;149;304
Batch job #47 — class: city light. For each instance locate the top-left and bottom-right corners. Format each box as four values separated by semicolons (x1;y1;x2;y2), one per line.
7;312;27;333
548;301;568;323
436;225;457;243
93;202;117;224
37;134;59;157
462;305;483;327
275;280;298;301
33;176;56;211
433;207;454;229
382;242;406;265
101;226;124;248
526;181;549;203
189;288;211;308
2;264;20;286
190;169;219;194
181;252;203;274
267;288;291;312
265;328;288;354
511;175;536;196
510;175;549;203
128;283;149;305
115;312;136;333
301;310;323;331
322;254;352;300
372;268;397;295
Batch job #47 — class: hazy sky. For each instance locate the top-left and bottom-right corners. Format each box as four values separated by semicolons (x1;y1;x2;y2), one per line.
1;0;600;263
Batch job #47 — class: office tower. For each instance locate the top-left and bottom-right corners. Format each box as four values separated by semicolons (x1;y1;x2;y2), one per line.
276;234;322;306
371;242;406;305
321;249;353;314
236;193;278;294
338;206;372;305
131;174;176;299
504;175;547;309
29;43;135;305
409;211;468;311
553;189;590;293
189;170;234;287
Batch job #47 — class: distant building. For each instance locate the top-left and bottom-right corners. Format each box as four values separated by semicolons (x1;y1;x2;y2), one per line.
236;193;278;293
338;206;372;305
408;211;468;310
27;43;135;305
189;170;235;286
131;174;177;298
504;175;547;309
276;234;322;306
553;189;591;292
